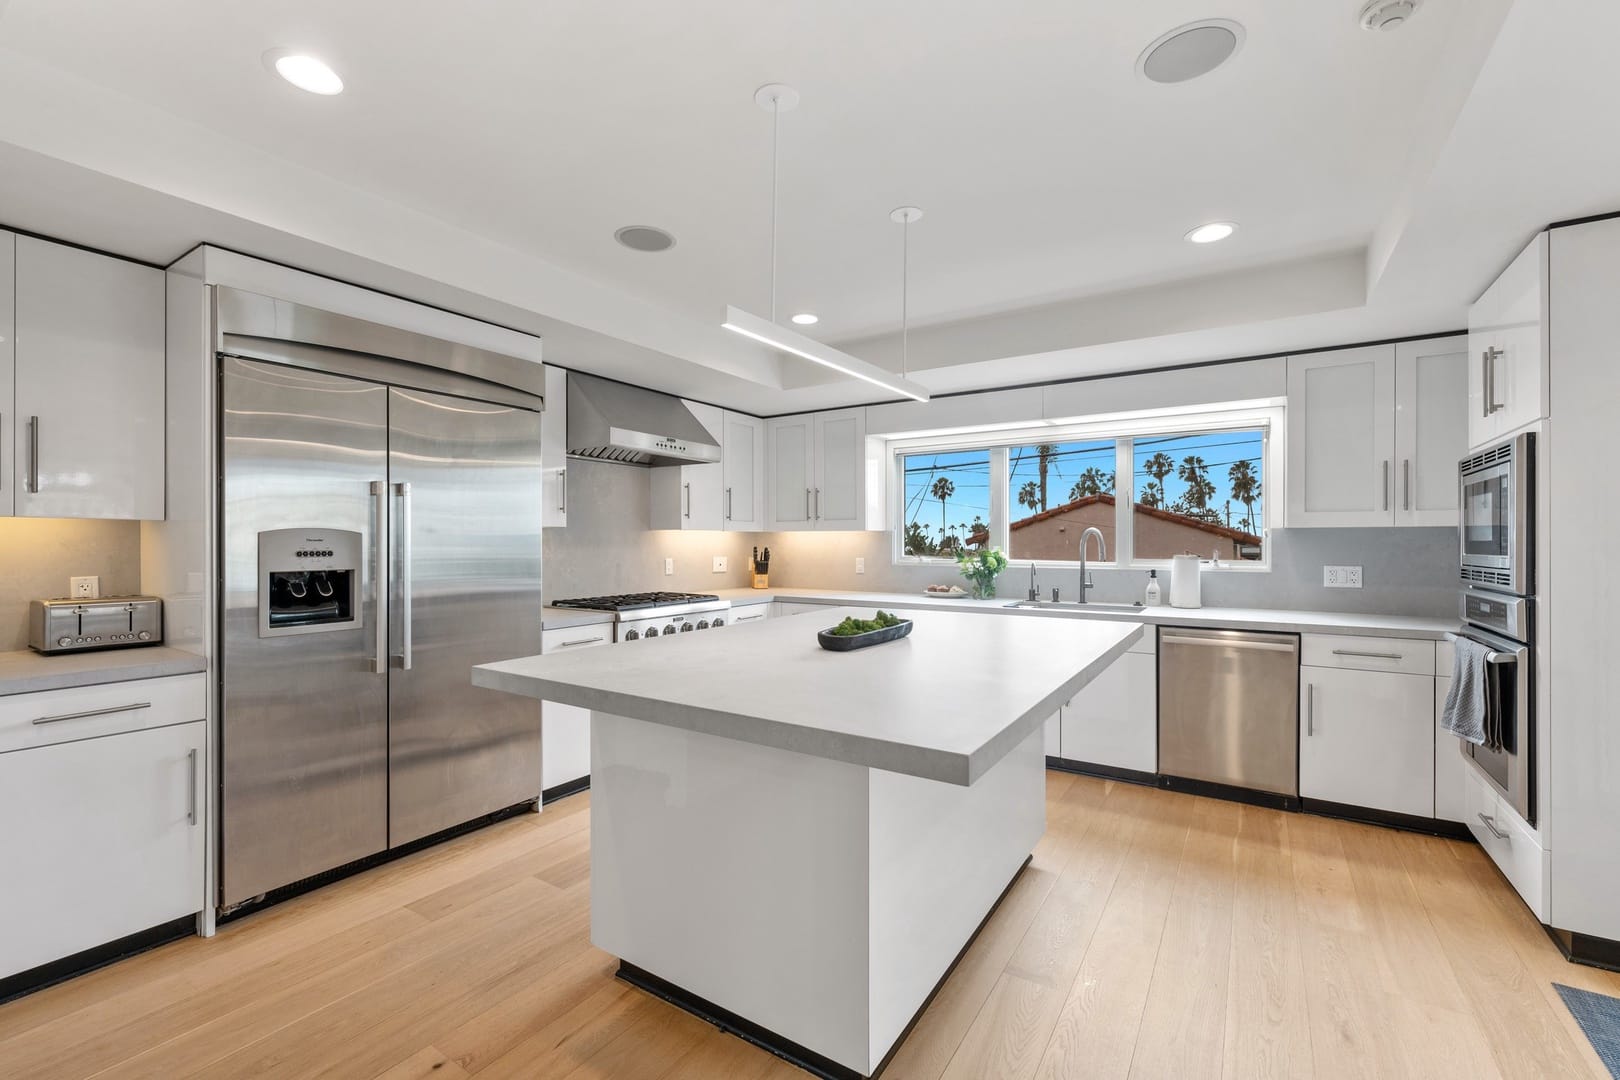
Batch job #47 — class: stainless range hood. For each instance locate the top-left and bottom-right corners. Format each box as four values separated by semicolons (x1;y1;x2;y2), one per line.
567;373;722;466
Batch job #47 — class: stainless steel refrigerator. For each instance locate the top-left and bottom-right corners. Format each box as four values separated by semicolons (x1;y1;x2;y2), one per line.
219;344;543;909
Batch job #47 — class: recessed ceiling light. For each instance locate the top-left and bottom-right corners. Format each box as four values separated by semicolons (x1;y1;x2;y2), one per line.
1138;19;1245;84
1185;221;1237;244
791;313;818;325
614;226;676;253
1360;0;1422;31
264;50;344;95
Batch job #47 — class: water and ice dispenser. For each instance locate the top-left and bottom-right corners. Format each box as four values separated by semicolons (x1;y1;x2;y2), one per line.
257;528;362;637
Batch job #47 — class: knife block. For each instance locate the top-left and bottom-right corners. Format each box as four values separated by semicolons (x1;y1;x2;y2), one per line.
751;571;769;589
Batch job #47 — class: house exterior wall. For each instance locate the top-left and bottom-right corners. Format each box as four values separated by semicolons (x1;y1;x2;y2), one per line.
1007;502;1258;561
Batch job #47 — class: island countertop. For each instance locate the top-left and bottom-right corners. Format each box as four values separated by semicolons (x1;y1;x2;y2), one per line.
475;606;1142;786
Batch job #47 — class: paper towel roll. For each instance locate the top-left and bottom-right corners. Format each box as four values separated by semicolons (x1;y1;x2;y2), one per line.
1170;554;1202;609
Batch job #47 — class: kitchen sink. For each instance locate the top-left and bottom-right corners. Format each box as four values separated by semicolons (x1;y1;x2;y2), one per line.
1002;600;1147;613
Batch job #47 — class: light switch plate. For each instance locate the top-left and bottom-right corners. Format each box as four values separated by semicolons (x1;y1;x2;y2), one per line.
1323;565;1363;588
71;576;100;599
664;558;675;576
712;556;728;573
855;557;866;574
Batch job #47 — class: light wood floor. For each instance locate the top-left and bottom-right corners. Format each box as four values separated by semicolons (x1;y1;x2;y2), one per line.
2;772;1616;1079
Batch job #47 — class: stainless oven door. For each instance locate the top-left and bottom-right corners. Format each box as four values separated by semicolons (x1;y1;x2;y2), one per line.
1458;433;1532;594
1454;625;1533;825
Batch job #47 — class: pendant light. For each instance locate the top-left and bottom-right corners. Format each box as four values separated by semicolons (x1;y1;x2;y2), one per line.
722;84;931;403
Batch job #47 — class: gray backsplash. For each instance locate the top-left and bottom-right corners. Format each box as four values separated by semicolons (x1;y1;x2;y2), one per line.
546;459;1458;618
0;519;144;651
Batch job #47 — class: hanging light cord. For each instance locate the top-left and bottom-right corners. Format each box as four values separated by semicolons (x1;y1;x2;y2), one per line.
901;214;910;377
769;95;780;324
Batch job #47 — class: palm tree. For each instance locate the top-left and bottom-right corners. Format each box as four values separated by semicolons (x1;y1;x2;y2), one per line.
1177;455;1216;512
1228;459;1261;533
1069;467;1115;501
1141;451;1175;508
1036;444;1057;511
1017;480;1040;512
931;475;954;544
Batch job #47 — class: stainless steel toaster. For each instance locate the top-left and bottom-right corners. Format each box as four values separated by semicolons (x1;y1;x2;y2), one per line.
29;596;163;653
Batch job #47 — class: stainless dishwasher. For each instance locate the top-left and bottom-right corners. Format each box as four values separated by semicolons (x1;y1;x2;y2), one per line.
1157;627;1300;797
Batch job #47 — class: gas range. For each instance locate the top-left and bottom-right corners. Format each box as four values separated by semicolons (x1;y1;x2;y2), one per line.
550;592;732;642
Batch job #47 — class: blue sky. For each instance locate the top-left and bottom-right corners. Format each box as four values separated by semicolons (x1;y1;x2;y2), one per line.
902;431;1265;542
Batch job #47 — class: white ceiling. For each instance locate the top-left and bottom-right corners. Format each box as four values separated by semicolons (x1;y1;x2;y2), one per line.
0;0;1615;413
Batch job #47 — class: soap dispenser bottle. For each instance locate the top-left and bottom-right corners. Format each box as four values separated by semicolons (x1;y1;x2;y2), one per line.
1144;569;1162;607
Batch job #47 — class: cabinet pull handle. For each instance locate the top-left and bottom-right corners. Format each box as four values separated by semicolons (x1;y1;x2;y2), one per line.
1306;683;1315;737
1477;812;1509;840
1382;460;1390;511
683;481;691;519
805;488;811;518
371;481;387;674
27;415;40;494
1483;346;1504;416
725;487;732;521
394;482;413;671
1331;649;1404;661
814;488;821;520
187;747;199;826
557;636;604;648
559;472;567;514
1403;459;1411;512
33;701;152;725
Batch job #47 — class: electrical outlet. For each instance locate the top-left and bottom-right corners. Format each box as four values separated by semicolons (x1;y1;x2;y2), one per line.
712;556;728;573
70;576;100;599
664;558;675;576
1323;565;1363;589
855;557;866;575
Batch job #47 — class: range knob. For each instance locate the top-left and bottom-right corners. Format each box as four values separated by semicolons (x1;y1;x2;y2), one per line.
644;626;658;638
138;631;151;641
695;619;710;630
680;622;695;633
57;636;72;648
664;624;678;636
623;628;640;641
712;616;725;627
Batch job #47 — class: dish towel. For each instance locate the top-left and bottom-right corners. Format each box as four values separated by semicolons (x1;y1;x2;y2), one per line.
1442;637;1491;746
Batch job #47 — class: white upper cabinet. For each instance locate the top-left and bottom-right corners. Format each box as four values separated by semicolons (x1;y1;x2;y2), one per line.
1286;345;1397;527
1467;232;1548;449
541;364;568;528
813;408;865;529
13;236;165;520
722;411;765;531
1287;340;1465;529
650;401;724;530
0;232;13;519
1394;337;1467;527
768;408;867;531
766;415;815;529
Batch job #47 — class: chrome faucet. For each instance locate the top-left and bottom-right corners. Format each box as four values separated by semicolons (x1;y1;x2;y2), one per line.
1077;527;1106;604
1027;563;1039;602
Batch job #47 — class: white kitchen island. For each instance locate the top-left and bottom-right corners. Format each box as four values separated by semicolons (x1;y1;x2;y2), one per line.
474;607;1142;1079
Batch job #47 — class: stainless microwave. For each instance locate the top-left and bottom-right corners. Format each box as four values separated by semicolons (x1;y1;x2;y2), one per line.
1459;432;1533;596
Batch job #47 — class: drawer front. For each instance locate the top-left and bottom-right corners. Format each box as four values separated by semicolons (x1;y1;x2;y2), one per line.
1465;767;1548;920
0;674;206;754
539;625;613;654
728;606;769;626
1300;634;1435;676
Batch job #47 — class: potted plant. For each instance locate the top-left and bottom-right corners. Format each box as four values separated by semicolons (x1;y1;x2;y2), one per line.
955;546;1010;599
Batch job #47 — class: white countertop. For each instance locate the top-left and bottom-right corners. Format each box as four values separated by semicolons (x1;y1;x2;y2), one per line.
707;588;1455;639
0;646;207;696
478;607;1143;786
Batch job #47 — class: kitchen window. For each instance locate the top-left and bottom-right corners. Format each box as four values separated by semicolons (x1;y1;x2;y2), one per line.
891;411;1273;568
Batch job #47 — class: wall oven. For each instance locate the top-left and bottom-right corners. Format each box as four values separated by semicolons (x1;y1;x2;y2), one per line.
1459;432;1533;595
1456;591;1534;824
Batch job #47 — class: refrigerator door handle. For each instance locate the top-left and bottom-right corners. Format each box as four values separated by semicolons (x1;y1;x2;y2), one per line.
394;481;413;671
371;481;387;673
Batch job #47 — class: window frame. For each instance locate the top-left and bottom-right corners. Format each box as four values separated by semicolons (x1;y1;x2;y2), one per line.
889;405;1281;572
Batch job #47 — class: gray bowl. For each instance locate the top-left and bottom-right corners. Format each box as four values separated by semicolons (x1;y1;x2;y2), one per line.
817;619;914;652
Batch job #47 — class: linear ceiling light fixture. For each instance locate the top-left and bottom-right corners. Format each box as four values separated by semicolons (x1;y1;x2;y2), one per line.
720;83;931;403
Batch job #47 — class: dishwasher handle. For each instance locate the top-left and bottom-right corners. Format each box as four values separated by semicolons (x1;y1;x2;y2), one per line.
1160;633;1297;653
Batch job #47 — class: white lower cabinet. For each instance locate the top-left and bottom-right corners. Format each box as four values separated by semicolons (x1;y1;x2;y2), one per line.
0;718;205;980
539;624;612;793
727;604;770;627
771;601;828;618
1465;765;1548;920
1058;636;1156;774
1043;712;1060;757
1300;665;1434;818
